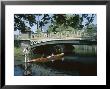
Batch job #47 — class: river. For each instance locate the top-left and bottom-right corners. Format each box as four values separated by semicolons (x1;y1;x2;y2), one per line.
14;45;97;76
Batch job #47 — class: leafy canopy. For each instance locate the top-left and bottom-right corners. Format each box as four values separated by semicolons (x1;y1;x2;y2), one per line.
14;14;96;33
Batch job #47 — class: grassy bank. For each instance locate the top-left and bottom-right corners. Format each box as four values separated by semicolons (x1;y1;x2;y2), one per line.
14;47;22;56
14;47;24;61
14;47;42;60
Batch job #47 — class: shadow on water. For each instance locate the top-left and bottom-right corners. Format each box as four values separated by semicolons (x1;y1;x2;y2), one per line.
14;55;97;76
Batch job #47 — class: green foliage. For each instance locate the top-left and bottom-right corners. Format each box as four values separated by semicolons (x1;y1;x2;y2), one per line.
14;47;23;56
55;24;65;32
50;14;96;33
35;28;42;37
14;14;96;35
85;24;97;37
67;14;81;28
47;26;53;34
52;14;67;26
82;14;96;26
14;14;37;32
35;28;42;34
39;14;50;31
14;14;51;32
65;26;75;32
14;40;20;47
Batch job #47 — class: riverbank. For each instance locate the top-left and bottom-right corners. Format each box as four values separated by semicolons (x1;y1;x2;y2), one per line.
14;47;22;56
14;47;24;61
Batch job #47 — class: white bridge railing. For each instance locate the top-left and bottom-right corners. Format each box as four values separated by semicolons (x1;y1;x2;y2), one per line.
17;31;96;43
31;31;83;40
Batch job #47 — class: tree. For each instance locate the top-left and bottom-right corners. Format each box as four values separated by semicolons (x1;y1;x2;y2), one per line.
39;14;51;31
47;25;53;37
35;28;42;37
14;14;37;33
55;24;65;38
51;14;96;32
52;14;67;26
36;14;42;30
83;23;97;40
14;14;51;33
82;14;96;26
14;14;96;35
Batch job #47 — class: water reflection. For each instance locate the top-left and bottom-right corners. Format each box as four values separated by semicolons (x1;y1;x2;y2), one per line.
14;55;97;76
23;62;32;76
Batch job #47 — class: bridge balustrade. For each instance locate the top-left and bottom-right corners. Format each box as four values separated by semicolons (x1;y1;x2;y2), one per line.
17;30;96;42
30;31;83;40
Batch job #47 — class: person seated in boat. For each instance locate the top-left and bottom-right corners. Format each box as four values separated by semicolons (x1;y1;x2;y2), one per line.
46;53;55;62
51;53;54;57
49;53;55;62
46;53;54;59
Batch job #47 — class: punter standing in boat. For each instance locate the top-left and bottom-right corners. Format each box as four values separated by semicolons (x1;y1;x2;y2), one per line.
23;47;30;62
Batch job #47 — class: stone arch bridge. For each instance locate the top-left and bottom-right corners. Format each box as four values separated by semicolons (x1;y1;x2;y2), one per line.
14;31;96;55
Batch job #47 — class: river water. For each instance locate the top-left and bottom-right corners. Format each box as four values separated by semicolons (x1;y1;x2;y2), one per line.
14;45;97;76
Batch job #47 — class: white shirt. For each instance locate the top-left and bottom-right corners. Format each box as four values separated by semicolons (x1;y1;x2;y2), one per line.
23;48;29;55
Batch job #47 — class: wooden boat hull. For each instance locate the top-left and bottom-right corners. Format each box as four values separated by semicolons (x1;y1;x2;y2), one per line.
27;53;64;63
27;58;48;63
